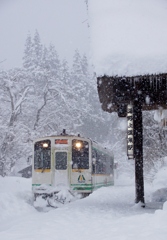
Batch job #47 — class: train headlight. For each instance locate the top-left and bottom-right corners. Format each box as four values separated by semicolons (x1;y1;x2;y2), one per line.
75;142;82;149
43;143;48;148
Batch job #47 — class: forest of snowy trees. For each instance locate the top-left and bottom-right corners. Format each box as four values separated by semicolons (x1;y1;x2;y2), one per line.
0;30;114;175
0;30;166;180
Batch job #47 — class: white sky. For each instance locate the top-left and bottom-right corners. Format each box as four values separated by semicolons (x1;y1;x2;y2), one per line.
89;0;167;76
0;0;89;69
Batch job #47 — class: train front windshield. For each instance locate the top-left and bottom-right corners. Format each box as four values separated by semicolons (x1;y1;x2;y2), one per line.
34;140;51;170
72;139;89;169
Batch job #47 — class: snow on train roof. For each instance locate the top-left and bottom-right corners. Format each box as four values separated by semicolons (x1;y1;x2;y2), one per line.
88;0;167;77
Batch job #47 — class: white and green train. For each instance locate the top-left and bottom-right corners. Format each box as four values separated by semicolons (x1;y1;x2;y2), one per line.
32;132;114;203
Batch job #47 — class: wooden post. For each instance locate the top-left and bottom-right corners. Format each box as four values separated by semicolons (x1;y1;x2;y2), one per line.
133;100;145;206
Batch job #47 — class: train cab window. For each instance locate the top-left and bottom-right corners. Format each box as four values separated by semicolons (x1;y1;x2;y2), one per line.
72;139;89;169
34;140;51;169
55;152;67;170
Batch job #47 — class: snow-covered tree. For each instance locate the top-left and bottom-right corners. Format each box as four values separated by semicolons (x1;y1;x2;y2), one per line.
0;68;33;175
0;30;126;176
31;30;43;69
143;111;167;181
22;32;33;70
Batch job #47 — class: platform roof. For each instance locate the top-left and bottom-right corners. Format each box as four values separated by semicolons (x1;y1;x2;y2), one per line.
88;0;167;77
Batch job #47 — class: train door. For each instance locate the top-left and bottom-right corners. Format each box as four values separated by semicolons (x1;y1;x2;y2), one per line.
54;150;69;188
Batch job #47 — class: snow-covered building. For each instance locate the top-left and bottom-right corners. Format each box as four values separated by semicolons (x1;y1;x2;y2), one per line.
18;165;32;178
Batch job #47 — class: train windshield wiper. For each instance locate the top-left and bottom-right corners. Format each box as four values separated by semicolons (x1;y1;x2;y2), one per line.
41;161;49;173
41;166;46;173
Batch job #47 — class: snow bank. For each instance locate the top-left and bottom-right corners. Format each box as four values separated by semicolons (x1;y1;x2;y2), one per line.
0;176;34;222
0;171;167;240
88;0;167;76
149;165;167;203
153;166;167;190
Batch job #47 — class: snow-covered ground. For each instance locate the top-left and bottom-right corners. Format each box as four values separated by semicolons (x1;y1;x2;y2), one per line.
0;167;167;240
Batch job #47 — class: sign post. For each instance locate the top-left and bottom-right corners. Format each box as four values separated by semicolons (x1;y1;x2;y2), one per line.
133;100;144;205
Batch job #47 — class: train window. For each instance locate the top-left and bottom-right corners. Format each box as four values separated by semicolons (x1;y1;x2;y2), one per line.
96;156;105;174
72;139;89;169
34;140;51;170
105;156;111;174
92;147;113;174
92;149;97;174
109;157;114;174
55;152;67;170
94;150;105;174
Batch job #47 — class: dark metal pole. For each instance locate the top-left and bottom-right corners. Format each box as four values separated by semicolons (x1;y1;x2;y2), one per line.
133;100;145;205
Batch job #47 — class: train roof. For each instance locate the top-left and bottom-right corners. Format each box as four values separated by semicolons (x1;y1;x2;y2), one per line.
33;134;113;155
33;135;100;146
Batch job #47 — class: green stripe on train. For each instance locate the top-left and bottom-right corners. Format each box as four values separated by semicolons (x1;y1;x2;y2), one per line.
71;182;114;191
71;183;92;191
32;184;51;186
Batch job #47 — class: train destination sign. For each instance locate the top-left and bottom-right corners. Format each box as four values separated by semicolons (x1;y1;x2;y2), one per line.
55;139;68;144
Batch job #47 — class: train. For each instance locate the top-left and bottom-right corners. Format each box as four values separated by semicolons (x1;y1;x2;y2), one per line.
32;131;114;206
